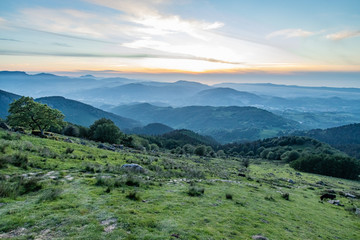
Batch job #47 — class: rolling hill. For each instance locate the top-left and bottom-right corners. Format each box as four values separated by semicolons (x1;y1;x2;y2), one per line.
293;123;360;158
125;123;174;136
0;89;21;119
110;103;301;142
36;96;141;130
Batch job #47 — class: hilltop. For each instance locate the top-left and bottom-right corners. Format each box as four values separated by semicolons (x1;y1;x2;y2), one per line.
0;129;359;239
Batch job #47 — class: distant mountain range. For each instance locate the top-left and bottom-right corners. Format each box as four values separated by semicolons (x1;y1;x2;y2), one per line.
1;70;360;134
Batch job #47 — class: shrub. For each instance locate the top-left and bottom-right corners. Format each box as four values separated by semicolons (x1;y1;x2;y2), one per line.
242;158;250;168
264;195;275;201
65;147;74;154
126;191;141;201
0;181;18;198
194;145;206;156
0;140;9;153
19;177;42;194
63;125;80;137
1;132;21;141
125;175;141;187
9;153;28;168
0;177;42;198
95;176;114;187
188;185;205;197
281;192;290;200
38;188;62;202
225;193;233;200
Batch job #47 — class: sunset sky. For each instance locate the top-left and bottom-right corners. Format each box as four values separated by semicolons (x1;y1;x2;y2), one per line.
0;0;359;85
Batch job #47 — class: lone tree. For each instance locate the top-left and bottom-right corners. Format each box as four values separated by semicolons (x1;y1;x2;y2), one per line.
7;97;64;135
89;118;123;144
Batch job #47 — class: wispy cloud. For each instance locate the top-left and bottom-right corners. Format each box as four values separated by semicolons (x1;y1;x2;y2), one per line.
266;29;316;39
87;0;224;40
326;30;360;40
52;42;72;47
0;38;21;42
0;49;242;65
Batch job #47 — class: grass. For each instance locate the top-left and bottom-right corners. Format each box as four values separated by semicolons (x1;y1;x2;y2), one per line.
0;129;359;239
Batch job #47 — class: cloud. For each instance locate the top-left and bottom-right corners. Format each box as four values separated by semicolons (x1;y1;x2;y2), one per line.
52;42;72;47
0;49;241;65
326;30;360;40
0;38;21;42
87;0;224;40
266;29;315;39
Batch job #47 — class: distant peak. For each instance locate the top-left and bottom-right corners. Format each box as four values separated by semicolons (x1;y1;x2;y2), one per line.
80;74;95;78
0;71;28;76
34;73;56;77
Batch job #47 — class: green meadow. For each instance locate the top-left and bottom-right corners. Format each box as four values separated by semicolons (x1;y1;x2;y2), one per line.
0;129;359;239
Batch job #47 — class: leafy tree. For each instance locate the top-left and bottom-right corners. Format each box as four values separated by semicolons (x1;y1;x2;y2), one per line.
89;118;123;144
194;145;206;156
63;124;80;137
7;97;64;135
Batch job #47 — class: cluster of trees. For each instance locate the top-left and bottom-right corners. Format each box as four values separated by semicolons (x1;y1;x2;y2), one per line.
290;154;360;180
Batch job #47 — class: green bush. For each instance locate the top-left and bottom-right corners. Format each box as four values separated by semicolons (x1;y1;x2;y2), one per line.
8;153;28;168
126;191;141;201
188;185;205;197
281;192;290;200
65;147;74;154
225;193;233;200
38;188;62;202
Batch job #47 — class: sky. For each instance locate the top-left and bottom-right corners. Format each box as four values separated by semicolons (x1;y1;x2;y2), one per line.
0;0;360;86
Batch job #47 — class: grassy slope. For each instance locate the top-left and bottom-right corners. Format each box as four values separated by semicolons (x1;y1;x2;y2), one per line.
0;129;359;239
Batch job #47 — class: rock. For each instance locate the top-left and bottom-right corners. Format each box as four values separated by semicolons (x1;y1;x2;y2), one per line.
316;181;326;186
345;193;356;199
238;173;246;177
0;122;11;130
328;200;344;206
121;163;144;172
252;235;269;240
98;143;116;151
288;179;295;184
0;203;5;208
355;208;360;215
295;172;302;176
64;138;74;143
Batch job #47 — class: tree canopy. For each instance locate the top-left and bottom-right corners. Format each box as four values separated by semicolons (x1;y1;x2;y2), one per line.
7;96;64;135
89;118;123;144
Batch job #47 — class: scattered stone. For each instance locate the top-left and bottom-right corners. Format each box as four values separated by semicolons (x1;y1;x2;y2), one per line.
64;138;74;143
0;122;11;130
261;219;269;224
0;203;5;208
121;163;144;172
345;193;356;199
101;218;117;226
0;227;27;238
252;235;269;240
327;200;344;206
288;179;295;184
64;175;74;181
98;143;116;151
104;224;117;233
316;181;326;186
355;208;360;215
